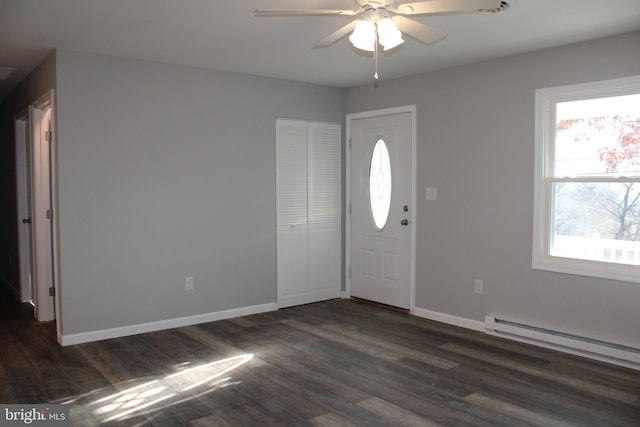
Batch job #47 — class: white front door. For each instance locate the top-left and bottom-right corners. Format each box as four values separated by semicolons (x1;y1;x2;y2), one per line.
348;107;414;310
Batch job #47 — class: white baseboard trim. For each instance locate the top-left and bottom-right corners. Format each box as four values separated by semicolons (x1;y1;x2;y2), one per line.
60;302;279;346
412;307;485;332
413;307;640;370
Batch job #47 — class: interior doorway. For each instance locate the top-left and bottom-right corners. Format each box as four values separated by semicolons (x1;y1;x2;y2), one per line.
14;90;59;324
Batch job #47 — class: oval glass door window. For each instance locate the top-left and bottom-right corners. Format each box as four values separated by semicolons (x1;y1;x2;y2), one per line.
369;138;392;230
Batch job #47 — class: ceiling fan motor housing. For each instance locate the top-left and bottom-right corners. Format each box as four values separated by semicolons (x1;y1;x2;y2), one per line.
356;0;395;9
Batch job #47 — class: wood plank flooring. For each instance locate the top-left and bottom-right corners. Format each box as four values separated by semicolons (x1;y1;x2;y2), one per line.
1;289;639;426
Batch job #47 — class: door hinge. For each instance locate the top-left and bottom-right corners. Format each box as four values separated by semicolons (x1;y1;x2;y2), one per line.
348;203;351;214
348;138;352;149
348;266;351;279
46;209;54;220
49;286;55;297
45;131;52;142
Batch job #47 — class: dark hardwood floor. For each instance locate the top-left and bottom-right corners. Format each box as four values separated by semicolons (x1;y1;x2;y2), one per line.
1;287;639;426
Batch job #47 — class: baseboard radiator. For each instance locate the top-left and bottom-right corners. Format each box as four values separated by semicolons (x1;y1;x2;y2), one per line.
485;315;640;370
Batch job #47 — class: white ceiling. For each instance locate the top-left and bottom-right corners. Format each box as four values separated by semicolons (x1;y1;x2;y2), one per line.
1;0;640;100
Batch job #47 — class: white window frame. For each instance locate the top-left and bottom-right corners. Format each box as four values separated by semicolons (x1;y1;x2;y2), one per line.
533;75;640;283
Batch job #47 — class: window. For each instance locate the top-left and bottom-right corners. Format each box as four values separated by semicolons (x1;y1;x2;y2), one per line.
533;76;640;282
369;138;392;230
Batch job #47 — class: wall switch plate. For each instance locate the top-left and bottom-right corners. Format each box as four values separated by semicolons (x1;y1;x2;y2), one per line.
474;279;483;294
426;187;437;200
185;276;194;291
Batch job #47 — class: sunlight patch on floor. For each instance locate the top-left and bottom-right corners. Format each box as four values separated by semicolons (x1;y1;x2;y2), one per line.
60;353;253;424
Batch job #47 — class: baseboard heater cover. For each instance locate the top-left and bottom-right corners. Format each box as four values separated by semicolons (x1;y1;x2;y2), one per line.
485;315;640;370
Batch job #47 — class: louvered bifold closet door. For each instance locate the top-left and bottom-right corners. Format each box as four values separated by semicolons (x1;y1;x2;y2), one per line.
277;121;309;307
308;124;342;303
276;119;341;308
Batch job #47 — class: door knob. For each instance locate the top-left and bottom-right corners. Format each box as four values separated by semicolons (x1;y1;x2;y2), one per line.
400;219;409;226
22;218;31;224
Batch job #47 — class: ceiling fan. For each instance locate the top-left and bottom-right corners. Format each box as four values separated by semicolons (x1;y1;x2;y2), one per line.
255;0;509;79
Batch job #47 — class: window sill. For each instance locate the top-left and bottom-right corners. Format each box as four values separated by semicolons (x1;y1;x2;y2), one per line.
532;254;640;284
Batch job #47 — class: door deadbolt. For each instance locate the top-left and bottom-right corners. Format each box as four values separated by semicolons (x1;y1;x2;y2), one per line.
22;218;31;224
403;205;409;212
401;219;409;226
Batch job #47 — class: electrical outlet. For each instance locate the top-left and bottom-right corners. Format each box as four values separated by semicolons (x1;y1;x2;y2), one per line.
185;276;194;291
474;279;483;294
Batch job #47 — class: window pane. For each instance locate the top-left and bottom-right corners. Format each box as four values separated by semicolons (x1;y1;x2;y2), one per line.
551;182;640;265
555;94;640;177
369;139;392;230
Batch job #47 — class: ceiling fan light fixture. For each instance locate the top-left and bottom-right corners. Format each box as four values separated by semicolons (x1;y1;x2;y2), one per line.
377;17;404;51
349;19;376;51
257;0;511;81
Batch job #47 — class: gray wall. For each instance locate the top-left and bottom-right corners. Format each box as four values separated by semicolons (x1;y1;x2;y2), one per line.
6;32;639;349
55;51;345;335
0;52;56;296
346;31;640;347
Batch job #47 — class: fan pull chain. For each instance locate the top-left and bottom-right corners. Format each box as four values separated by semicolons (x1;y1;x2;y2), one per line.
373;28;379;80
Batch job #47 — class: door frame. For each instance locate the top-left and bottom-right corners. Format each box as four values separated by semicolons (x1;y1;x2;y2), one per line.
345;105;417;313
14;90;60;333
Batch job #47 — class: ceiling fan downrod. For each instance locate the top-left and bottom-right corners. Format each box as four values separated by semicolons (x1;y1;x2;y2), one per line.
374;36;379;80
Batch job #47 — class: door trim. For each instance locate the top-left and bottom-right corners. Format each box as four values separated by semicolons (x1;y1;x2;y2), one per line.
345;105;417;313
15;90;61;340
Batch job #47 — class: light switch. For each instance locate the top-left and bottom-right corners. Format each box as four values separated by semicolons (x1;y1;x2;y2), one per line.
426;187;437;201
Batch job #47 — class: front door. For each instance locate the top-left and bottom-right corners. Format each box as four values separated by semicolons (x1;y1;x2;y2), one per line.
348;107;414;310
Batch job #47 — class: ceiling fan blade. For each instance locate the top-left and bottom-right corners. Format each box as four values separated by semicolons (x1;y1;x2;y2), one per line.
255;8;360;17
396;0;503;15
393;16;446;45
313;20;361;48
